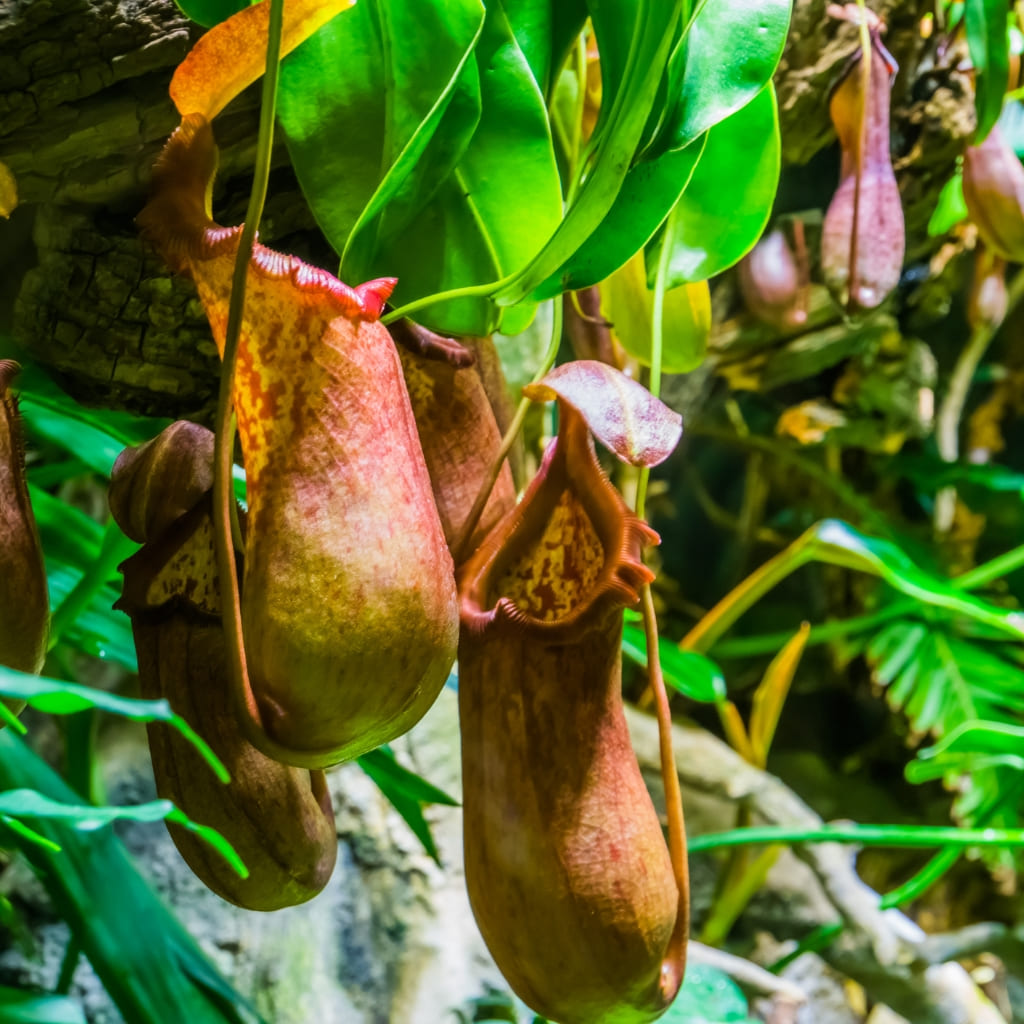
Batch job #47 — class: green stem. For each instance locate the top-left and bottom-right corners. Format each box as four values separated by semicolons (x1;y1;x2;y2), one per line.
635;206;674;522
688;822;1024;853
381;279;509;327
213;0;285;750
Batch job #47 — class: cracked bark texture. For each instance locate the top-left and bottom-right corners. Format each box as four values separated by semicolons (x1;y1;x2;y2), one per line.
0;0;977;417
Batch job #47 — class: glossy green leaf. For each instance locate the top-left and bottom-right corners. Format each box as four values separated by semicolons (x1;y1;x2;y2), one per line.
656;0;791;154
0;987;86;1024
502;0;555;94
965;0;1010;141
0;665;228;783
359;746;458;807
0;731;263;1024
48;519;137;650
661;963;753;1023
533;136;706;295
359;745;458;865
622;624;726;703
29;485;103;566
170;0;247;29
689;821;1024;852
0;789;243;877
927;171;968;236
279;0;484;272
46;563;137;672
646;85;780;285
498;0;686;304
370;0;562;334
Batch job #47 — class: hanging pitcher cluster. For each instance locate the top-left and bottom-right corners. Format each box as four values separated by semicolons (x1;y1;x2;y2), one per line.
0;4;695;1020
126;102;690;1021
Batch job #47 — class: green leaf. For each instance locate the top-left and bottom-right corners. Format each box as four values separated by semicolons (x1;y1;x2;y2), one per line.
646;85;780;285
0;731;263;1024
0;987;87;1024
14;363;167;478
369;0;563;334
965;0;1010;141
46;563;137;672
854;613;1024;835
927;171;968;236
660;963;752;1023
689;821;1024;852
529;0;788;296
799;520;1024;639
172;0;247;28
532;136;706;295
0;665;228;784
358;746;457;865
656;0;791;153
0;789;244;878
622;624;726;703
359;746;459;807
498;0;686;304
278;0;486;278
501;0;556;95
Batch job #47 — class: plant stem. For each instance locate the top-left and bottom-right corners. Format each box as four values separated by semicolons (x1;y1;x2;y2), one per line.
688;822;1024;852
641;583;690;982
212;0;284;750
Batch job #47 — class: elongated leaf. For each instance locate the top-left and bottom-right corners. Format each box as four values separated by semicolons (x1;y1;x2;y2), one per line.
358;746;457;865
815;531;1024;638
14;362;168;476
497;0;685;304
646;85;780;285
622;624;725;703
46;563;137;672
534;136;706;295
965;0;1010;141
0;789;244;878
0;665;227;783
0;987;86;1024
0;731;263;1024
749;622;808;769
359;746;458;807
502;0;555;94
279;0;485;286
656;0;791;153
524;360;683;466
363;0;563;334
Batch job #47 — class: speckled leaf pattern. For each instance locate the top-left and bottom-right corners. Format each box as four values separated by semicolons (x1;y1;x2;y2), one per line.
524;360;683;467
